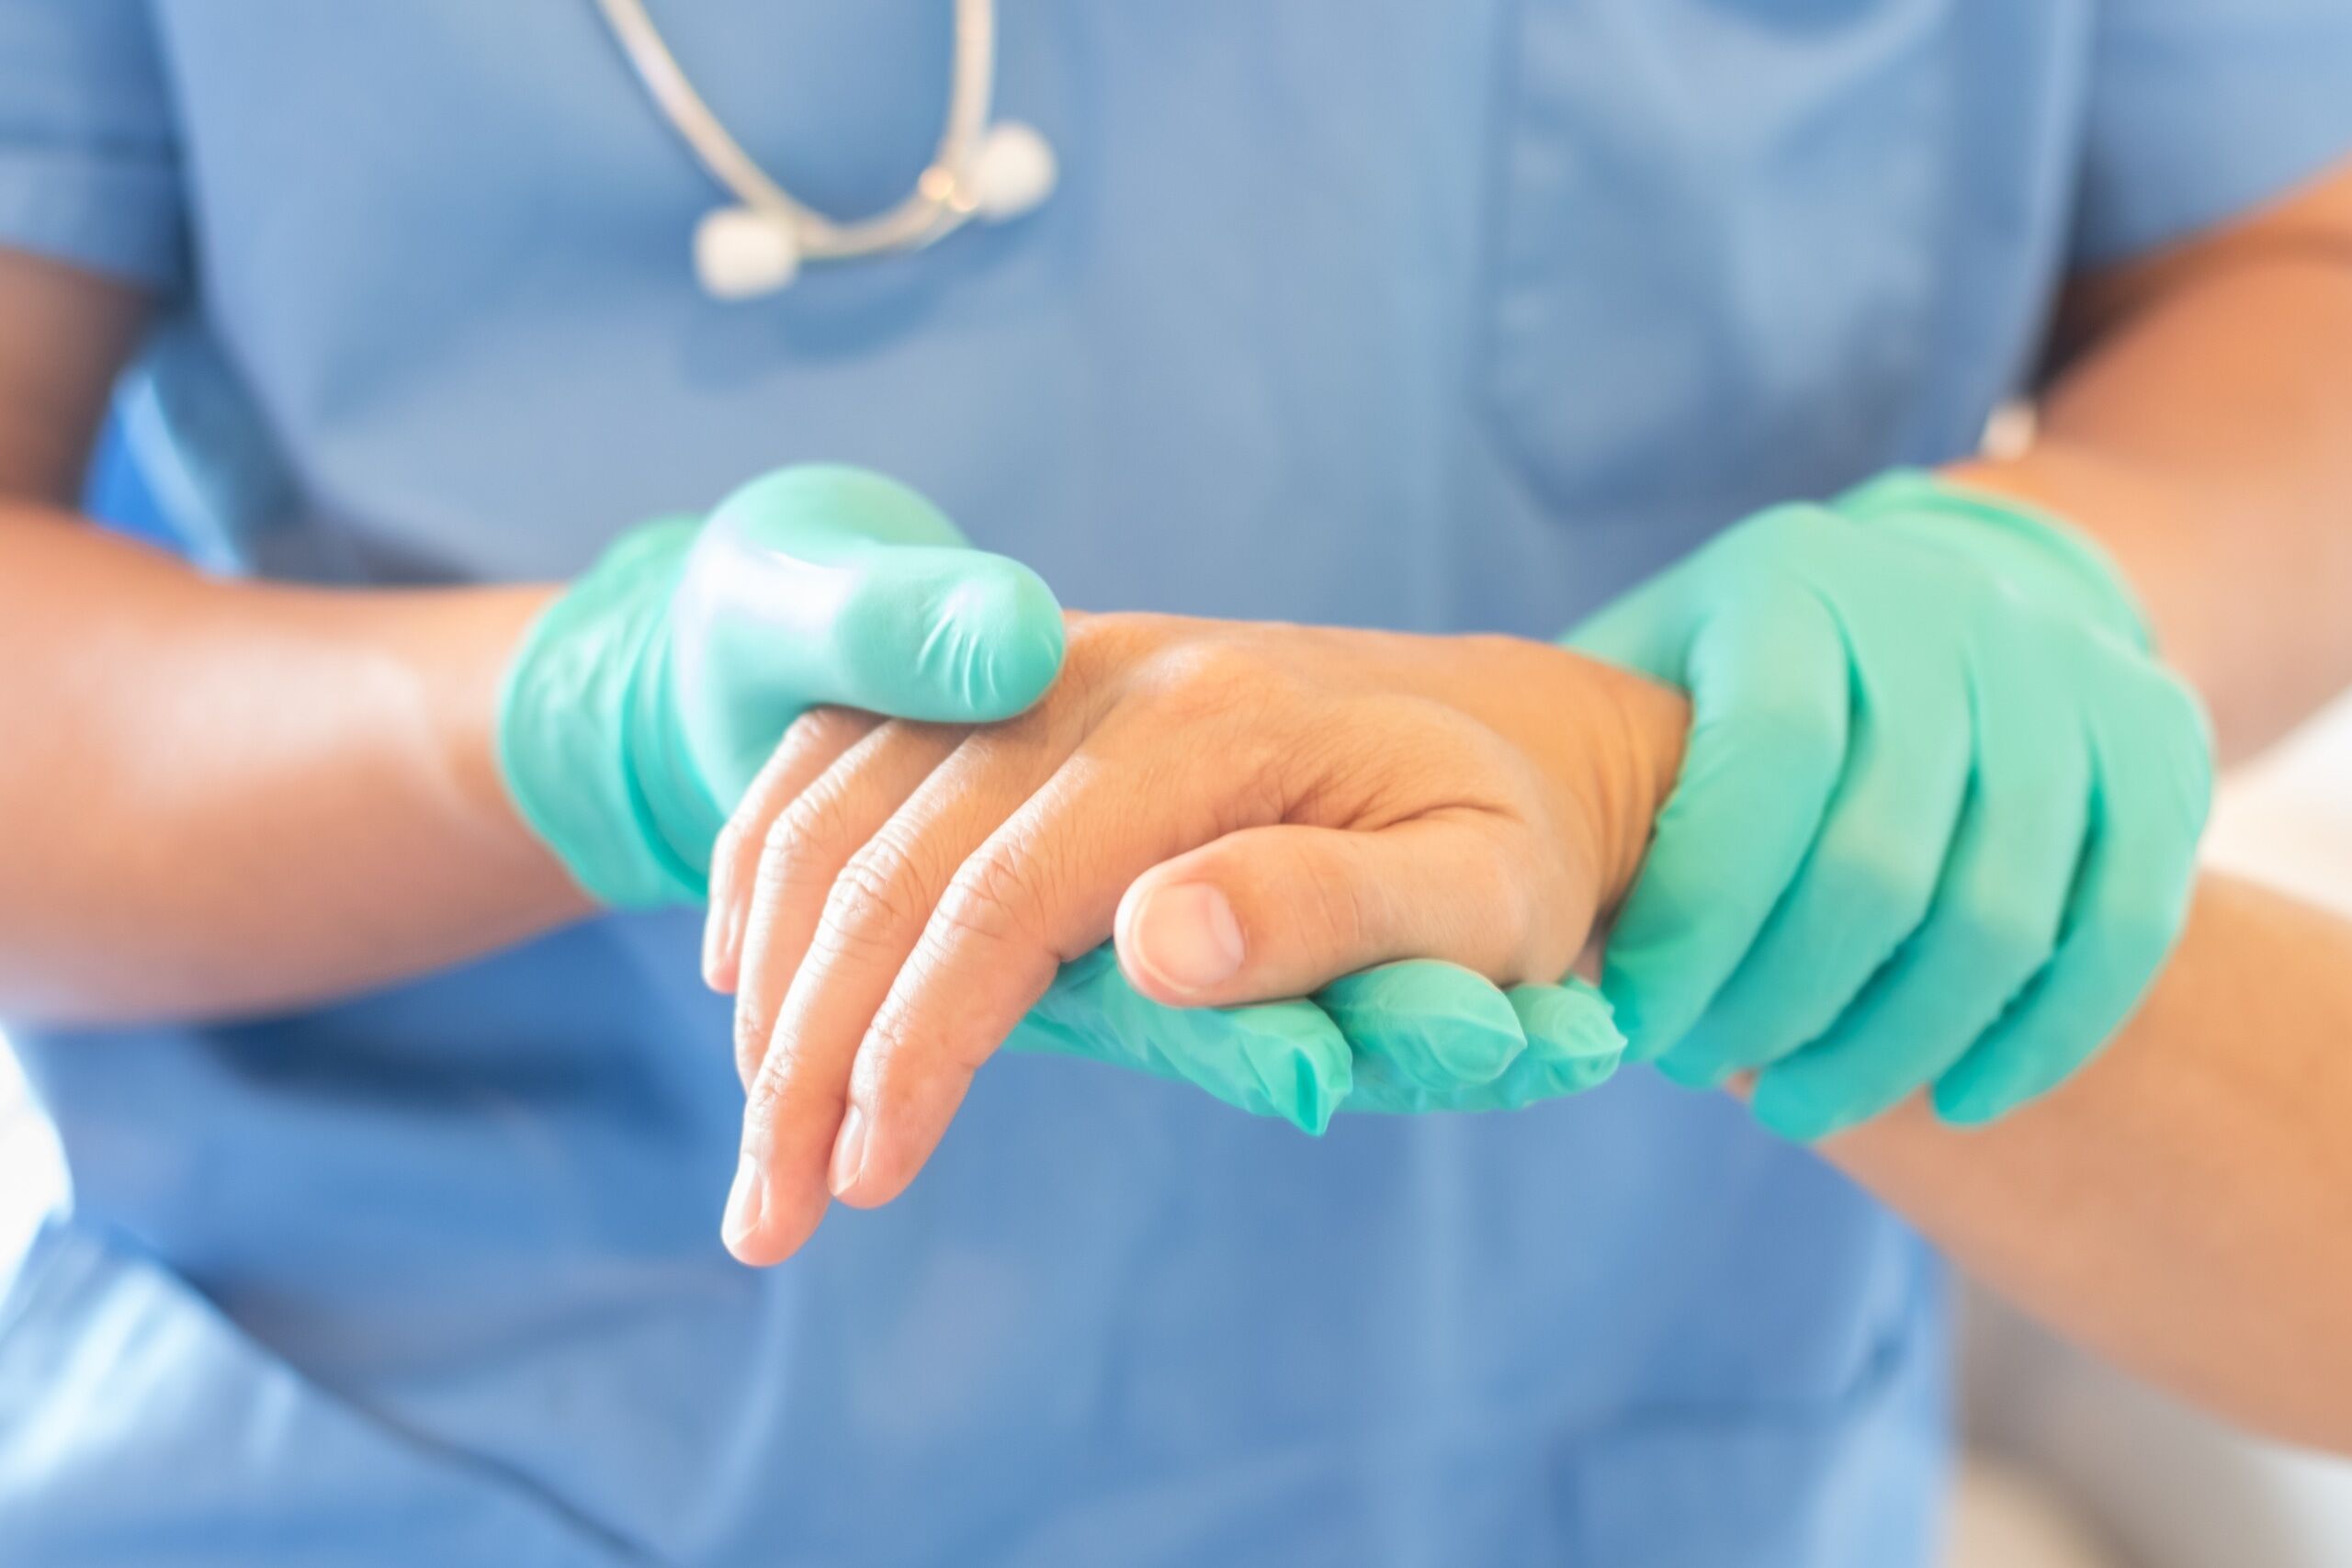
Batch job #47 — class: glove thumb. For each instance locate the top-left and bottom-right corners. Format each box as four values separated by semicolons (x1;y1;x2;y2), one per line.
672;465;1067;812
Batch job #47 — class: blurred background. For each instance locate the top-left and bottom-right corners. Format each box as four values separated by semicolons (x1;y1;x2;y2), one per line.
4;433;2348;1566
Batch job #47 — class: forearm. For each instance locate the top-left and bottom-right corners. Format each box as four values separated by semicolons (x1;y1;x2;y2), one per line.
1948;161;2352;759
1821;876;2352;1452
0;501;586;1025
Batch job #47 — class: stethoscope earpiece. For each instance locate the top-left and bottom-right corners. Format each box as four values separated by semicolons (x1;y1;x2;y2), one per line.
597;0;1056;301
694;206;802;300
971;120;1058;224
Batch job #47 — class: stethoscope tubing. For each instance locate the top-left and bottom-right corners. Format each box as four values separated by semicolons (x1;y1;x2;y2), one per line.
592;0;1003;261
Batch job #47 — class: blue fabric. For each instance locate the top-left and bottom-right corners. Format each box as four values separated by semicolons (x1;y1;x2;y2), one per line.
0;0;184;288
2076;0;2352;264
0;2;2343;1563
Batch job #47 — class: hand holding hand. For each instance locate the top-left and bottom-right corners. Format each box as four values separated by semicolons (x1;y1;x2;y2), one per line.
704;615;1687;1263
1569;472;2211;1138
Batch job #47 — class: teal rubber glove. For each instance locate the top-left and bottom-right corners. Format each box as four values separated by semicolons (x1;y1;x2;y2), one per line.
499;465;1068;906
509;464;1621;1128
1567;471;2212;1137
1011;952;1626;1133
1319;964;1625;1113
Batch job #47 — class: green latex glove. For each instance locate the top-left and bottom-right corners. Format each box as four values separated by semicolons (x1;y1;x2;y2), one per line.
499;465;1068;906
506;463;1623;1128
1011;951;1624;1133
1567;470;2212;1137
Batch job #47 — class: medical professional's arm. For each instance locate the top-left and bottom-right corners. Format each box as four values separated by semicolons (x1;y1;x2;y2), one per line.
1822;877;2352;1455
0;254;1067;1023
1951;155;2352;759
0;252;588;1022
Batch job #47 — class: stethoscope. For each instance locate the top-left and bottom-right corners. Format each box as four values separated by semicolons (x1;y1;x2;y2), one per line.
594;0;1058;299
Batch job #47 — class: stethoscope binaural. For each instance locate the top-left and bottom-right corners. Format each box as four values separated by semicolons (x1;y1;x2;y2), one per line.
594;0;1058;300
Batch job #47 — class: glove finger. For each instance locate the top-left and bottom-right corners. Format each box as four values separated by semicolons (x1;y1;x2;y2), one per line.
827;545;1066;722
1490;979;1624;1104
1590;588;1851;1061
1932;670;2210;1124
1658;598;1972;1085
1317;961;1529;1113
1749;624;2086;1139
1010;947;1352;1134
729;466;1060;721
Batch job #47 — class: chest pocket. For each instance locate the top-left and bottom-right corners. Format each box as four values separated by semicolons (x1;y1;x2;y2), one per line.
1482;0;1950;520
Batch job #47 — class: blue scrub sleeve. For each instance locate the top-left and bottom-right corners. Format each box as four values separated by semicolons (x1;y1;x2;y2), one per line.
2075;0;2352;266
0;0;185;290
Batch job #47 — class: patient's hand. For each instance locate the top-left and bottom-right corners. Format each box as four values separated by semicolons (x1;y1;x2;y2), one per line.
706;615;1686;1264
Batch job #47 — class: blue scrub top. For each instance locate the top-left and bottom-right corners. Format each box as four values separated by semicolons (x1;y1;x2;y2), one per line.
3;4;2347;1564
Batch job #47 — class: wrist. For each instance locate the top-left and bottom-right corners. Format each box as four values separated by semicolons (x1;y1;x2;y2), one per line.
495;516;708;908
461;585;589;896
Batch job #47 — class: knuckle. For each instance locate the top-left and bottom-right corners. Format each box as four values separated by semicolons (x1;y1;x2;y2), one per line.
1058;613;1133;665
1149;638;1256;692
862;991;989;1100
779;704;850;753
935;846;1052;952
732;1006;772;1080
766;775;854;865
954;701;1065;777
1298;849;1374;956
750;796;854;912
741;1047;798;1138
815;839;931;955
1135;640;1274;721
1059;614;1159;694
848;1002;922;1090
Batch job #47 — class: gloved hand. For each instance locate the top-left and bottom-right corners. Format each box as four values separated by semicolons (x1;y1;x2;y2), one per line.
509;464;1623;1129
498;465;1068;906
1567;470;2212;1138
1012;952;1624;1134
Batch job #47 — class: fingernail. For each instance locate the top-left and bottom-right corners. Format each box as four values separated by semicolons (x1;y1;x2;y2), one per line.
1128;884;1246;995
721;1153;766;1253
724;901;748;983
829;1105;871;1199
700;902;729;988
